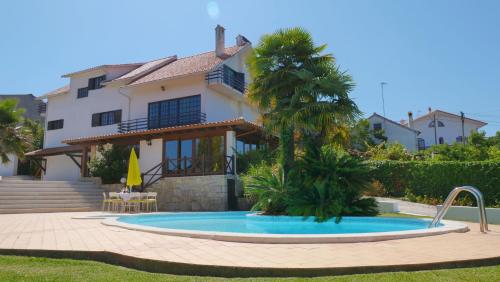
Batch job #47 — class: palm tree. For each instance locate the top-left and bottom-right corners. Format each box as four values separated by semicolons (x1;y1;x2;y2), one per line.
0;99;30;163
247;27;359;177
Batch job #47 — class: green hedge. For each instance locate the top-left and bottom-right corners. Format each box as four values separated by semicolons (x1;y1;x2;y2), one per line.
369;161;500;205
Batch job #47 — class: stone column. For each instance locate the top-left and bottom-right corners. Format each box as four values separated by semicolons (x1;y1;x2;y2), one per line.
226;130;236;174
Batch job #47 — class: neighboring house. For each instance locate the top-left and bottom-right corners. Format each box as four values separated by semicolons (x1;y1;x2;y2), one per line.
25;26;267;210
367;108;487;152
0;94;46;177
367;113;420;152
408;108;487;150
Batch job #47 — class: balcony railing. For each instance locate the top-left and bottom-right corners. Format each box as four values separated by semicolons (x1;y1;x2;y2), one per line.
118;111;206;133
206;65;246;93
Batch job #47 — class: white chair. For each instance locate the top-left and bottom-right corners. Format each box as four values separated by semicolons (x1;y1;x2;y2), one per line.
146;192;158;212
102;192;113;211
108;192;123;212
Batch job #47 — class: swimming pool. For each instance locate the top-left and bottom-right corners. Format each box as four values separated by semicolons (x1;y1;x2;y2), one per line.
103;211;469;243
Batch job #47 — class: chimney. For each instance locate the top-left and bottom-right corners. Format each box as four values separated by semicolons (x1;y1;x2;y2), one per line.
428;107;432;113
408;111;414;129
215;25;225;58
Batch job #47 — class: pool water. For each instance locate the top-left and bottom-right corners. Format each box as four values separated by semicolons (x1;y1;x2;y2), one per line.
117;211;438;235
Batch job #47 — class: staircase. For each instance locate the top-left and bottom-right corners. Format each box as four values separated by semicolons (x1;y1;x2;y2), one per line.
0;179;103;214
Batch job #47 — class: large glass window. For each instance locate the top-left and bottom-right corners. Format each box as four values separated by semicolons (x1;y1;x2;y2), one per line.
148;95;201;129
164;135;225;175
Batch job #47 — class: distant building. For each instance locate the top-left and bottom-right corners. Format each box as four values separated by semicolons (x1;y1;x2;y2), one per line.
367;108;487;152
0;94;46;177
408;108;487;150
367;113;420;152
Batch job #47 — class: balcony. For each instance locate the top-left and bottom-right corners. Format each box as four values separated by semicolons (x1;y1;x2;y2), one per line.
206;65;246;94
117;111;206;133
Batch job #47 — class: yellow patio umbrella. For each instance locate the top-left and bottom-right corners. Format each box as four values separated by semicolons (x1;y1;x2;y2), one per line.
126;148;142;190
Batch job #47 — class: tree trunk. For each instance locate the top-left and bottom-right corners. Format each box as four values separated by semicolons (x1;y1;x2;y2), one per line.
279;126;295;179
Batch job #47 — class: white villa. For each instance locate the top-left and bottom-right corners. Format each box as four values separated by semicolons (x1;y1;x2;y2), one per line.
24;26;269;211
368;108;487;151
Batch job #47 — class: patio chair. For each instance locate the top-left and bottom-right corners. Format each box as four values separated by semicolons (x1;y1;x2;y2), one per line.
146;192;158;212
124;192;142;213
139;192;149;212
102;192;113;211
108;192;123;212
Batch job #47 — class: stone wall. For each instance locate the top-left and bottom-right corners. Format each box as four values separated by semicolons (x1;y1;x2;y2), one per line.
147;175;230;211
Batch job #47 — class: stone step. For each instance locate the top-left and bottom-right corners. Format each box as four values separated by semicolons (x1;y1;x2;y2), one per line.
0;197;102;204
0;187;102;192
0;183;98;188
0;207;100;214
0;202;101;208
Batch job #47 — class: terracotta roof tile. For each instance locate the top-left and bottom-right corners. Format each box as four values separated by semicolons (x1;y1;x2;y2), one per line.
62;117;261;145
129;45;245;86
41;85;70;98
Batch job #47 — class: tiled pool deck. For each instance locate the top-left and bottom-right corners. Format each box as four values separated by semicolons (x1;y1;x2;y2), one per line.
0;212;499;277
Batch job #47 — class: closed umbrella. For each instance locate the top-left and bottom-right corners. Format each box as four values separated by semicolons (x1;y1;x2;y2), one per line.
126;148;142;191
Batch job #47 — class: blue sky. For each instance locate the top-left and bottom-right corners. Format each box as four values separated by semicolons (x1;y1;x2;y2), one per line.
1;0;499;135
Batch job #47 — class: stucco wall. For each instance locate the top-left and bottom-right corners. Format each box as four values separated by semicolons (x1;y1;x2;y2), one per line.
413;114;482;147
368;115;418;151
0;154;18;176
43;155;81;181
147;175;229;211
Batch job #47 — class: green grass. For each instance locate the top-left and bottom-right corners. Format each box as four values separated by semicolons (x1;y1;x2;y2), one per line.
0;255;498;281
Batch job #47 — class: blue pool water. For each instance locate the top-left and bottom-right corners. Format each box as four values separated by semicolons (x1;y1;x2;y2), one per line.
117;212;438;234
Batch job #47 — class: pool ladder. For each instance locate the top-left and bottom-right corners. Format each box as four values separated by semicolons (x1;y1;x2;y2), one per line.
429;186;489;232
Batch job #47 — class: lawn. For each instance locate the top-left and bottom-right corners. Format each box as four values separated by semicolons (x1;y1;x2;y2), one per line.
0;255;498;281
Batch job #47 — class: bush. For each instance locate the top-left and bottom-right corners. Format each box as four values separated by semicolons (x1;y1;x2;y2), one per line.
242;162;289;214
236;147;277;174
287;146;378;222
89;145;130;184
370;161;500;206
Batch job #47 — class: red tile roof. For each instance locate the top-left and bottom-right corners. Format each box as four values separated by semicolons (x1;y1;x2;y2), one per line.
62;117;261;145
128;45;245;86
41;85;70;98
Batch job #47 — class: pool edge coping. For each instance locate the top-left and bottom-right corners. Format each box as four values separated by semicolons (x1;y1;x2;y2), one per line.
101;215;469;244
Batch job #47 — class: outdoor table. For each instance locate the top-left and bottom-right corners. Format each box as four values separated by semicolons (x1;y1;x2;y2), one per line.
118;192;133;202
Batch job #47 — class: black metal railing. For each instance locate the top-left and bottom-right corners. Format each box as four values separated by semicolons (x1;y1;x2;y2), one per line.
118;111;206;133
140;155;235;190
206;65;246;93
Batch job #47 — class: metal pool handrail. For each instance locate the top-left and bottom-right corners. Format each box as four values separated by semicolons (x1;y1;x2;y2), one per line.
429;186;489;232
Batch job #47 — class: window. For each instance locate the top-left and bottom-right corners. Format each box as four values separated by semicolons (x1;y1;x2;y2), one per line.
91;110;122;127
439;137;445;144
417;138;426;150
77;87;88;99
88;75;106;90
456;136;464;143
47;119;64;130
373;123;382;131
428;120;444;127
148;95;201;129
222;65;245;92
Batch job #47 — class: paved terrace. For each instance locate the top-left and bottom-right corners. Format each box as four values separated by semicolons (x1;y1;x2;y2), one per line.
0;212;499;277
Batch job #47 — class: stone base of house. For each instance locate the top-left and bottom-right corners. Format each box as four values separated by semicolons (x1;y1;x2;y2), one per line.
148;175;235;211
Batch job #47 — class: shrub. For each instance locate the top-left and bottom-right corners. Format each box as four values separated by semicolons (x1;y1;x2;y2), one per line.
287;146;378;222
236;147;277;174
89;145;130;184
242;162;289;215
370;161;500;206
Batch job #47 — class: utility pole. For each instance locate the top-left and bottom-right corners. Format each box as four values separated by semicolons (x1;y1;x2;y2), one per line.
433;113;438;145
380;82;387;118
460;111;465;144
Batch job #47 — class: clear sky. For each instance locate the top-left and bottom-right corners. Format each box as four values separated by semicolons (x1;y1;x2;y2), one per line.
1;0;499;134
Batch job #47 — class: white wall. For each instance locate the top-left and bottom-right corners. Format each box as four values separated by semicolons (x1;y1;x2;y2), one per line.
0;154;18;176
45;69;131;148
413;114;482;147
368;116;418;152
139;138;163;183
43;155;81;181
